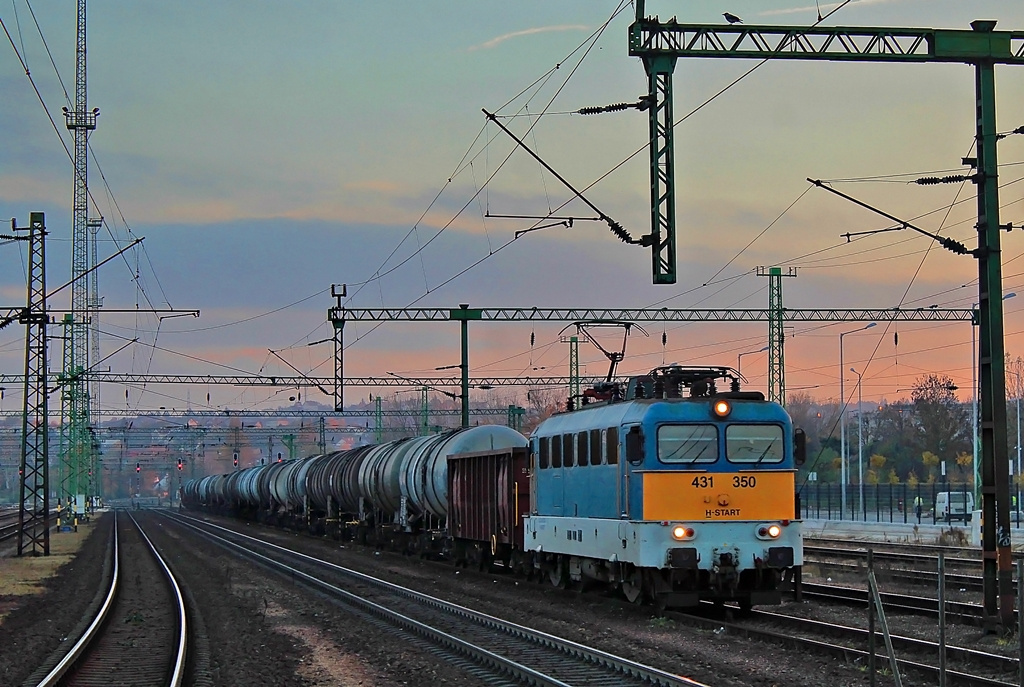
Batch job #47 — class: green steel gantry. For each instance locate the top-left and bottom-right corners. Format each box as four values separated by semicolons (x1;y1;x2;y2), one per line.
628;8;1024;627
328;304;973;420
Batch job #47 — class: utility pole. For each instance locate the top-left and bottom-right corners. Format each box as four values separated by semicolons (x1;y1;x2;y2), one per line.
318;416;326;454
374;396;383;442
420;387;429;436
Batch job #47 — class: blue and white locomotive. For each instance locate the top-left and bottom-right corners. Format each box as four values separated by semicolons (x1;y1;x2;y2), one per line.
526;365;804;608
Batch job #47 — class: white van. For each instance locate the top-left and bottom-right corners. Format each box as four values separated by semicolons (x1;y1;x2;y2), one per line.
935;491;974;523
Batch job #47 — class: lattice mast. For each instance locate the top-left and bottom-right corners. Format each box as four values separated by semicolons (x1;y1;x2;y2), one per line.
60;0;98;513
758;267;796;406
16;214;50;556
88;217;102;449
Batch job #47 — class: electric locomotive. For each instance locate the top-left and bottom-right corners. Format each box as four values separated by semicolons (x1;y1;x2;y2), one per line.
526;365;804;609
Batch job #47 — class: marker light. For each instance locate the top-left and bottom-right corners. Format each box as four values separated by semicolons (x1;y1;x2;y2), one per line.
671;525;695;541
757;524;783;539
713;399;731;418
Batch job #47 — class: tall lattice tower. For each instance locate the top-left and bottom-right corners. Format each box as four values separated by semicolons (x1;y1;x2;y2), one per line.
60;0;98;515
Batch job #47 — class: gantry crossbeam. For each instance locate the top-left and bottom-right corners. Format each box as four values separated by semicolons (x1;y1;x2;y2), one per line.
629;22;1024;64
329;307;973;322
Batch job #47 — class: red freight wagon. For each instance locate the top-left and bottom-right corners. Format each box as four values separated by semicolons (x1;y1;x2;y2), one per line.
447;446;530;570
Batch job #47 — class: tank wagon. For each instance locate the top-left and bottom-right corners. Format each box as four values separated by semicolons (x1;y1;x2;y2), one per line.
184;365;804;609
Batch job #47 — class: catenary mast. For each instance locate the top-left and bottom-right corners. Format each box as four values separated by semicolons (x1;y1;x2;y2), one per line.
60;0;98;516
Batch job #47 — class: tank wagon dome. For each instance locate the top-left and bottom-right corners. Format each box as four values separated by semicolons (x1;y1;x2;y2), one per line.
400;424;528;519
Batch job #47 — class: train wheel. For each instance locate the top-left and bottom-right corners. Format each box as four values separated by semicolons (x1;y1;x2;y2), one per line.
622;568;643;604
549;557;568;589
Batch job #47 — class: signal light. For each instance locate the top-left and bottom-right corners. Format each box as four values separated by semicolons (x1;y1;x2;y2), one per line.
136;462;141;473
177;459;183;471
233;452;238;467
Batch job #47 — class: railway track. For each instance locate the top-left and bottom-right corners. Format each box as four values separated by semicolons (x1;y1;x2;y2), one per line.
0;508;19;543
30;510;188;687
803;537;1019;568
672;603;1018;687
802;582;987;624
164;510;708;687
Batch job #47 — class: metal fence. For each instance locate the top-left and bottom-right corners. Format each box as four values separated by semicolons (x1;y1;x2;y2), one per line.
799;482;1024;526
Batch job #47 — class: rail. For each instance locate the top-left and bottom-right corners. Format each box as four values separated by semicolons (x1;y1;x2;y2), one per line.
33;511;188;687
128;510;189;687
34;514;120;687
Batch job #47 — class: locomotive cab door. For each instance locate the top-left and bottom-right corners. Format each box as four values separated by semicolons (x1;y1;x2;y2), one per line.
621;424;643;519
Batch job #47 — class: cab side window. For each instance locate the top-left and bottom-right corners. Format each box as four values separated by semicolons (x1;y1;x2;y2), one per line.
539;437;549;469
577;431;589;466
563;434;574;467
606;427;619;465
551;435;562;468
590;429;602;464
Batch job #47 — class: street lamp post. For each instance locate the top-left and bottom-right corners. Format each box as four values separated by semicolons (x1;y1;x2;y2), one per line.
737;346;769;379
851;366;865;520
840;322;876;518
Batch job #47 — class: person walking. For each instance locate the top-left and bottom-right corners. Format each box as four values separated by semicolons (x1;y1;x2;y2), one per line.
914;494;924;524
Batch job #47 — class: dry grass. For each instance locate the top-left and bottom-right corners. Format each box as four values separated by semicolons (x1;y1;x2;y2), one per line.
0;523;95;599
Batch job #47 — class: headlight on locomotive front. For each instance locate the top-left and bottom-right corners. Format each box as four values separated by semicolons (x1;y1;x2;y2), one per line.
756;523;783;539
671;524;696;541
712;399;731;418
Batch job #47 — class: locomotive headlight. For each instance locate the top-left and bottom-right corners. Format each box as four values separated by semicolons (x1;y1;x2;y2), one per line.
671;525;695;540
768;524;781;538
712;399;731;418
756;523;783;539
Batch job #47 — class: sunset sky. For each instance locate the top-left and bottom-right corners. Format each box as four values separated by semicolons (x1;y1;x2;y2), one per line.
2;0;1024;418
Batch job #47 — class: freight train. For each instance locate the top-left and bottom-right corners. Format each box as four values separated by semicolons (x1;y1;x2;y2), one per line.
183;365;804;609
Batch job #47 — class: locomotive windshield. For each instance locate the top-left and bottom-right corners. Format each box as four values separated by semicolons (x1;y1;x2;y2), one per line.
725;424;784;464
657;424;718;464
